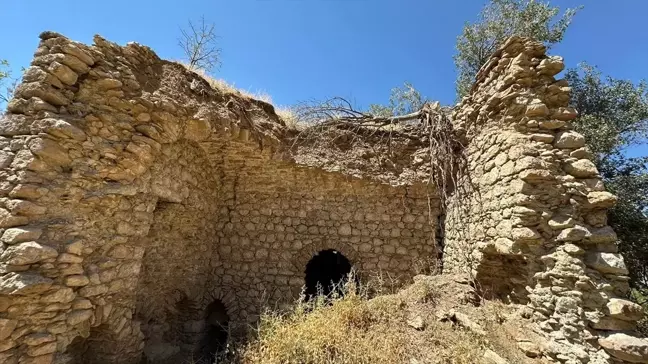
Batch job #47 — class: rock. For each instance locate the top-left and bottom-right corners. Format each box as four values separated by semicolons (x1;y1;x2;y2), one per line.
185;119;211;142
607;298;644;321
554;131;585;149
0;242;58;265
57;253;83;264
564;159;598;178
586;252;629;274
20;353;54;364
570;148;593;159
548;215;575;230
29;138;71;167
64;275;90;287
530;133;554;143
41;288;75;303
0;272;53;295
557;226;589;242
552;107;578;121
0;208;29;228
537;56;564;76
407;315;425;330
0;318;18;340
67;309;93;325
24;333;55;346
539;119;566;130
95;78;123;90
599;333;648;363
1;227;43;244
591;316;636;331
517;341;541;358
0;338;17;352
588;226;617;243
483;349;509;364
26;342;57;356
587;191;618;209
48;62;77;86
526;103;550;117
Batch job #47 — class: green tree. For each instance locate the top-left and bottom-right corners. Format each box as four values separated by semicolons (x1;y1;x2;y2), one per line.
454;0;580;97
0;59;12;108
367;82;427;117
566;65;648;295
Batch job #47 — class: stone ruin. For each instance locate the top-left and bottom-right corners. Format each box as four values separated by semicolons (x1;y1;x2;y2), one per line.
0;31;646;364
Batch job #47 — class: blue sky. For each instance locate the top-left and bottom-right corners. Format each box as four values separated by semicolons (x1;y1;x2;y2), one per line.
2;0;647;108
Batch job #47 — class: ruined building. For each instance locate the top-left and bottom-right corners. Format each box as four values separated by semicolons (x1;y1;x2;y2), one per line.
0;32;646;364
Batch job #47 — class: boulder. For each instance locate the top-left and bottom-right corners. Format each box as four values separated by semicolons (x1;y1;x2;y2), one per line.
607;298;644;321
554;131;585;149
564;159;598;178
0;272;53;295
586;252;629;274
599;333;648;363
0;242;58;265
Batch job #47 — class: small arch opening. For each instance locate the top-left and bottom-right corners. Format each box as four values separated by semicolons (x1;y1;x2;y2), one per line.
304;249;353;299
196;299;230;363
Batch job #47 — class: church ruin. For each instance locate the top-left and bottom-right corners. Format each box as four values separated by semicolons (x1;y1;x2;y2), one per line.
0;32;644;364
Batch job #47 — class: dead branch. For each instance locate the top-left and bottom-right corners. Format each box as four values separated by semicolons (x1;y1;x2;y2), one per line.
178;16;222;72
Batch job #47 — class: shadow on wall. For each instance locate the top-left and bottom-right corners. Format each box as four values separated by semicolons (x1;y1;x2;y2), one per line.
304;249;354;300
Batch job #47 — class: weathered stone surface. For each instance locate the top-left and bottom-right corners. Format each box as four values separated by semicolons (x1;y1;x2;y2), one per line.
0;319;18;340
586;252;629;274
66;309;93;325
1;227;42;244
607;298;644;321
0;242;58;265
599;333;648;363
554;131;585;149
591;316;636;331
64;275;89;287
0;272;53;295
564;159;598;178
483;349;509;364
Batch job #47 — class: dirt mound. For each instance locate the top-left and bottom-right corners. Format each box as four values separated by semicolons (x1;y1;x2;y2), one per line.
231;274;550;364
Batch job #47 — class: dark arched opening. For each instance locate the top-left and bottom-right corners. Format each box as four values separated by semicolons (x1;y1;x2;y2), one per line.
304;249;353;299
196;299;230;363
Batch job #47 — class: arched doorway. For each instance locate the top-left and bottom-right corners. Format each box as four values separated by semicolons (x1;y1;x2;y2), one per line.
196;299;230;363
304;249;354;299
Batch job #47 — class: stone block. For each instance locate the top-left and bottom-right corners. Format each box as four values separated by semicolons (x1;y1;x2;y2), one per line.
599;333;648;363
607;298;644;322
586;252;628;274
1;227;42;244
0;242;58;265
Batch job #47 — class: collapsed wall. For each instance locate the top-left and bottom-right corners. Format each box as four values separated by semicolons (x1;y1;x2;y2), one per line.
0;32;439;364
444;36;645;363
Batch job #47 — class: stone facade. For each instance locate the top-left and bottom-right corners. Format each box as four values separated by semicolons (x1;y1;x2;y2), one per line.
444;37;645;363
0;32;645;364
0;32;439;364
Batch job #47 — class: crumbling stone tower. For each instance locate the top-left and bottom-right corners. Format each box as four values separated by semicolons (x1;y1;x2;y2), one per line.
0;32;645;364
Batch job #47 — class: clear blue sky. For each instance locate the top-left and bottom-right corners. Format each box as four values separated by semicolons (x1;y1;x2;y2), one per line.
2;0;647;108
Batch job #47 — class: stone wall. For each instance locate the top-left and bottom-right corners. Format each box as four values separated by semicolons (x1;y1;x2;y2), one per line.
0;32;439;364
444;36;644;363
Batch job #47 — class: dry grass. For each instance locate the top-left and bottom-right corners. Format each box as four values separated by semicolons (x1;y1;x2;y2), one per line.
177;62;306;130
216;276;544;364
177;62;272;103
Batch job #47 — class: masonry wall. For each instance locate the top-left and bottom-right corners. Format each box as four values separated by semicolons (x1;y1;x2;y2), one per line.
444;37;642;364
214;143;438;320
0;32;440;364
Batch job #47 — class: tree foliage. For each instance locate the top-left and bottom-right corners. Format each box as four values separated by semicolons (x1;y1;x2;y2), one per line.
0;59;21;111
367;82;427;117
454;0;580;97
178;16;222;73
566;65;648;292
